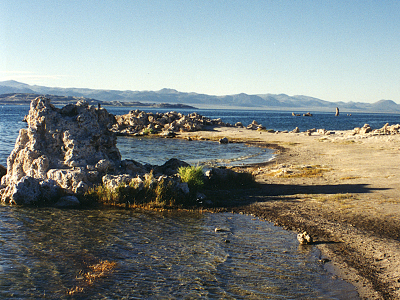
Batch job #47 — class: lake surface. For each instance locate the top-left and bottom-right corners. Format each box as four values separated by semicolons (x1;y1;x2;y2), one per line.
0;207;359;299
2;104;393;298
2;104;400;166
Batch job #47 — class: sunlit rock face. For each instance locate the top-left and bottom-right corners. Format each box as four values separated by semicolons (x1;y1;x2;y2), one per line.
112;110;228;136
0;97;121;204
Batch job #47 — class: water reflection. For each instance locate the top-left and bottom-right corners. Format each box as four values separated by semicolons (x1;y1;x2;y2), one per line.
0;207;359;299
117;136;274;167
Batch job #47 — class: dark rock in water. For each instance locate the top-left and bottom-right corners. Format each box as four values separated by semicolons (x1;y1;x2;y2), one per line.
53;195;80;208
303;112;313;117
154;158;190;176
219;137;229;144
0;164;6;180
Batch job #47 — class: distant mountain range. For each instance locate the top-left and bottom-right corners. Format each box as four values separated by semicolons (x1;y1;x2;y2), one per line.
0;92;196;109
1;80;399;113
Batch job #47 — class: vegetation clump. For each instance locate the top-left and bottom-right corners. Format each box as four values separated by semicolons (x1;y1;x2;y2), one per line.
84;172;191;209
178;165;204;191
83;165;256;209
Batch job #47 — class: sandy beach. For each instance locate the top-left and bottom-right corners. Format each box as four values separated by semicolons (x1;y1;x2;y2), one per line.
178;126;400;299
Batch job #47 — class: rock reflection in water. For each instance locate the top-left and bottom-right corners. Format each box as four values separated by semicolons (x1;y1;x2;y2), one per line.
0;208;358;299
117;136;274;167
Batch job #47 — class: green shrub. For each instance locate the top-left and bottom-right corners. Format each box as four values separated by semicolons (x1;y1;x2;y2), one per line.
178;165;204;191
142;128;155;135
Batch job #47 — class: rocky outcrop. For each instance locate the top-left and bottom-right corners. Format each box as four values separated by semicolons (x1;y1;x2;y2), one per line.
373;123;400;135
353;124;372;134
0;97;122;205
247;120;266;130
0;97;203;206
112;110;227;136
352;123;400;135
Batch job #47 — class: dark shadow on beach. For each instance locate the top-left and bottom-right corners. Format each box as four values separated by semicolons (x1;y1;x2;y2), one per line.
205;181;390;209
255;182;389;197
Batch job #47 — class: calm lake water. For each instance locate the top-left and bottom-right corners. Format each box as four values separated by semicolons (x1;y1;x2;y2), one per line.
2;104;393;298
0;207;359;299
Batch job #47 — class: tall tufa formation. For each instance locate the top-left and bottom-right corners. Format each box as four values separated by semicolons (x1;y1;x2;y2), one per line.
0;97;121;205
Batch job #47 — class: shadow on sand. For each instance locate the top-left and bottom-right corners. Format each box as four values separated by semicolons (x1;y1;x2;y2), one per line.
258;182;389;197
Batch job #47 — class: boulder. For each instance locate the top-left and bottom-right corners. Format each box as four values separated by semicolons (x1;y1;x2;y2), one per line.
219;137;229;144
153;158;190;176
205;167;238;181
297;231;313;245
53;195;80;208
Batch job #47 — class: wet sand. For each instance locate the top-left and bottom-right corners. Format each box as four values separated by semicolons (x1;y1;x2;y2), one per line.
179;126;400;299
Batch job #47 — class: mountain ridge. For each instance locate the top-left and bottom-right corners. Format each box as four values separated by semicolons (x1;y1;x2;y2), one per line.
0;80;399;113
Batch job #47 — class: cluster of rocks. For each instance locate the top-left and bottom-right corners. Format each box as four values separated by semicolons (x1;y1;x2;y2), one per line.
292;112;313;117
246;120;266;130
0;98;179;206
0;97;239;207
353;123;400;135
112;110;229;136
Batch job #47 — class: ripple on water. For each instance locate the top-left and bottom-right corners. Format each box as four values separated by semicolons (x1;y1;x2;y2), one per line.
117;136;275;167
0;207;359;299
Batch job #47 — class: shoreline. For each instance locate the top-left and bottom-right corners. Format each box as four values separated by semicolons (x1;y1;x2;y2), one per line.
177;126;400;299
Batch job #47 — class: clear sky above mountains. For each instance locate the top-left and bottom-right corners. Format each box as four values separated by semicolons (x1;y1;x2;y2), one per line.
1;1;399;103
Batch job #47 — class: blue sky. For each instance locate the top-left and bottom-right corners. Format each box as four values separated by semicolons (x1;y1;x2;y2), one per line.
1;0;399;103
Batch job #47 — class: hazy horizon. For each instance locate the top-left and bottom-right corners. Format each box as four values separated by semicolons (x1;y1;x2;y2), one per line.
1;1;400;103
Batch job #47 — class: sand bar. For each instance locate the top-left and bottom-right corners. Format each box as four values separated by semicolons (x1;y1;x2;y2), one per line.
179;126;400;299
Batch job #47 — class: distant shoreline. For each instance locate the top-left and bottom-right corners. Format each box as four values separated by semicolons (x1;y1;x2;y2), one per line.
0;93;197;109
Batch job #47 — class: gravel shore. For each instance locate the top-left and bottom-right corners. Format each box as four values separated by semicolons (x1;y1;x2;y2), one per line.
179;126;400;299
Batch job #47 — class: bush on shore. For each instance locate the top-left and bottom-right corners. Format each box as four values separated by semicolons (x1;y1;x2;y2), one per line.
178;165;204;191
83;166;256;209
